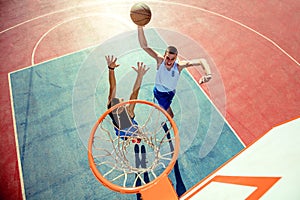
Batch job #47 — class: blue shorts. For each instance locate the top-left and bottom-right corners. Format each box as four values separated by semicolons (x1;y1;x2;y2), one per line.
153;87;175;111
114;119;138;140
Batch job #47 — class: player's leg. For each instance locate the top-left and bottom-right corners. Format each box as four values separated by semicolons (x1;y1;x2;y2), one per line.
167;107;174;118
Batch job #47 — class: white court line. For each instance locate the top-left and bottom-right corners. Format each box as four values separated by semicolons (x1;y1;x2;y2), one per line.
30;12;135;65
1;0;299;67
9;11;134;200
0;1;131;34
3;1;299;199
153;1;300;67
8;75;26;200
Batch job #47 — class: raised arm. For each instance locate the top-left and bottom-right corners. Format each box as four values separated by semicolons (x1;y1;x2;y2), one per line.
138;26;162;64
127;62;149;117
105;55;120;104
178;58;212;83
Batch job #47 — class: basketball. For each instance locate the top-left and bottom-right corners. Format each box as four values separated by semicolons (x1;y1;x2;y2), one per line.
130;3;152;26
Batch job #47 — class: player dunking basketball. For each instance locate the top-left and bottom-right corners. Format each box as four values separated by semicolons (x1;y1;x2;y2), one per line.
137;26;212;118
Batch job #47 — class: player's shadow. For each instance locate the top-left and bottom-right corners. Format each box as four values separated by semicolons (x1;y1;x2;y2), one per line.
162;123;187;197
134;122;186;200
135;144;149;200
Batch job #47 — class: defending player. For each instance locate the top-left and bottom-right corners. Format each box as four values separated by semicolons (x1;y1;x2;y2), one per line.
106;55;149;141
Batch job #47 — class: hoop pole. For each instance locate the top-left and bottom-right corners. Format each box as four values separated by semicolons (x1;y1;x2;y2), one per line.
140;174;178;200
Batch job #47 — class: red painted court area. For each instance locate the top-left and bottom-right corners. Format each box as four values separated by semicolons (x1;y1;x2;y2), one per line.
1;0;299;199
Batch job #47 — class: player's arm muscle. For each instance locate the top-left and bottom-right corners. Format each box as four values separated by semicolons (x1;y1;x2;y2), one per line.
138;26;161;62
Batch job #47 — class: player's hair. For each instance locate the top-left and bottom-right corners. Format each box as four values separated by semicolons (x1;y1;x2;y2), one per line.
165;46;178;55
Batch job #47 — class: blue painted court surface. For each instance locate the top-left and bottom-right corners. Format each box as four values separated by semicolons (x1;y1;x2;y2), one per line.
10;29;244;199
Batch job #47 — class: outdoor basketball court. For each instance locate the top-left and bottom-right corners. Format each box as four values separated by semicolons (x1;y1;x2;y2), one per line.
1;1;300;200
9;28;244;199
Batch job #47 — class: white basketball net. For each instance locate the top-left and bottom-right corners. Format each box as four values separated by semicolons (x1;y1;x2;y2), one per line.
90;101;178;189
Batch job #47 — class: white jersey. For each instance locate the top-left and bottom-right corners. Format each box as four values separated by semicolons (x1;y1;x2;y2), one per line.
155;61;180;92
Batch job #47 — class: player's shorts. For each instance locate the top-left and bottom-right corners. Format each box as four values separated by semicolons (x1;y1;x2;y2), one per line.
153;87;175;111
114;119;138;140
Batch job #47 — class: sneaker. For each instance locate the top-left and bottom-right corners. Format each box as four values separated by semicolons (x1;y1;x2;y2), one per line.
132;138;141;143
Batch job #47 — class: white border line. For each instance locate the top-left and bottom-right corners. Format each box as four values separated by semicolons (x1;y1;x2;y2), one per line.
1;0;299;66
3;1;298;199
154;1;300;67
8;74;26;200
189;72;246;147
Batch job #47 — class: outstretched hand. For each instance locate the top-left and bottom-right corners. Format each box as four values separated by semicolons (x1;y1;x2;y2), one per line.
132;62;150;76
105;55;120;70
199;74;212;84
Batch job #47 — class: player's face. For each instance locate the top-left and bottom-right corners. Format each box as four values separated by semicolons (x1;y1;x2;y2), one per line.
164;53;177;69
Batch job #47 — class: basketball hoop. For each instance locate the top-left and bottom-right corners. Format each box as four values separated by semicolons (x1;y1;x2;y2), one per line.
88;100;179;199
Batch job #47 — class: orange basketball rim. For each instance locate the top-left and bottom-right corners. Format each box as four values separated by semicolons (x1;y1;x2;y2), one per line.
88;99;180;199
